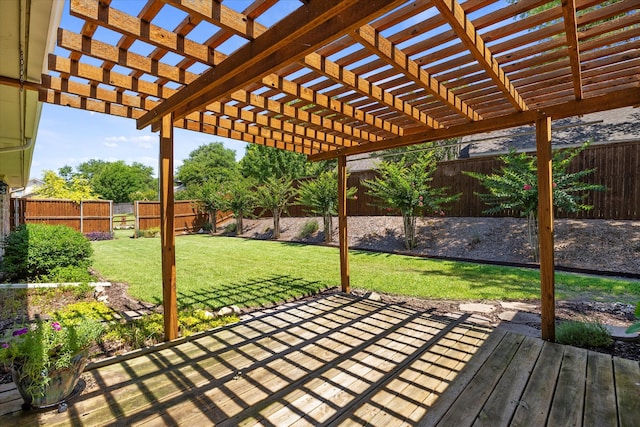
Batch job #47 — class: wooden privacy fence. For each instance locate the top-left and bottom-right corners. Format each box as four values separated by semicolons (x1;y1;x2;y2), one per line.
135;200;209;234
10;199;112;233
285;140;639;220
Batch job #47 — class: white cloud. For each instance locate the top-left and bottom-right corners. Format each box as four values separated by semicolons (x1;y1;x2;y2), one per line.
104;135;155;149
104;141;118;148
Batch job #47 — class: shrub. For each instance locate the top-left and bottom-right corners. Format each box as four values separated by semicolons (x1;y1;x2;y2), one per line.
224;222;237;234
53;301;116;322
102;311;238;349
1;224;93;282
84;232;114;241
556;320;612;348
141;227;160;238
298;219;319;238
40;266;93;284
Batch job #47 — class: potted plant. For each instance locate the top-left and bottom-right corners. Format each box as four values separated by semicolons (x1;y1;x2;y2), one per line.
0;317;103;411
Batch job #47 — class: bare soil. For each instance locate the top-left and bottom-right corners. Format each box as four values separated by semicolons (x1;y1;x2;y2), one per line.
233;216;640;275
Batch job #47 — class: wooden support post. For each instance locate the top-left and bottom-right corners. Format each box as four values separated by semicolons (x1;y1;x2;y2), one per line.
160;114;178;341
338;155;350;293
536;116;555;342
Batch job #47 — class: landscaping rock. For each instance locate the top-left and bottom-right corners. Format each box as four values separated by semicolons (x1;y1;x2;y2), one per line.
230;305;241;315
218;307;235;317
496;322;540;338
459;303;496;314
366;292;382;301
604;325;640;342
500;301;538;312
498;311;541;324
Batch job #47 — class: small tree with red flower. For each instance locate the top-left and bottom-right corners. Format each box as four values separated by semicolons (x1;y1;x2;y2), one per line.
465;143;605;260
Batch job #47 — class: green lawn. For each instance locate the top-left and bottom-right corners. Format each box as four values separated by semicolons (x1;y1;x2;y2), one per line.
92;232;640;309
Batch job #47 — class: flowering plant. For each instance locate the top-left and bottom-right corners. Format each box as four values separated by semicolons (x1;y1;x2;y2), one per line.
0;318;103;397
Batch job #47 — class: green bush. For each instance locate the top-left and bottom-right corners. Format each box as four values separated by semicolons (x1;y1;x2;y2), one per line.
40;266;93;283
298;219;319;238
53;301;116;322
1;224;93;282
556;320;613;348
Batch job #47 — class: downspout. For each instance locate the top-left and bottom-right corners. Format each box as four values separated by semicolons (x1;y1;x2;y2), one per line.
0;138;34;153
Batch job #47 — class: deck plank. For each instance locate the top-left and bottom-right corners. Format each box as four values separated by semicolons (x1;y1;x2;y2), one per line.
472;335;544;427
433;332;524;426
613;357;640;427
416;328;508;427
584;351;618;427
510;341;565;426
547;345;588;427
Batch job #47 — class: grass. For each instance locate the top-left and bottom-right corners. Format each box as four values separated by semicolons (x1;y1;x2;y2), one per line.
91;232;640;309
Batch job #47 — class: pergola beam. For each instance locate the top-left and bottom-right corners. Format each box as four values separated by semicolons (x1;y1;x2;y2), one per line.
161;0;268;40
431;0;528;112
38;88;320;155
561;0;583;100
137;0;405;130
308;86;640;160
352;24;481;122
302;53;441;129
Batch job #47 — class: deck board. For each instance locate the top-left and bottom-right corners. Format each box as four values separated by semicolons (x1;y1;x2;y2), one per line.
1;293;638;426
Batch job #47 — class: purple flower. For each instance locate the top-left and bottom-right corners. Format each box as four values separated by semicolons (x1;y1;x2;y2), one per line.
523;184;532;191
1;343;8;348
51;322;61;331
12;328;28;337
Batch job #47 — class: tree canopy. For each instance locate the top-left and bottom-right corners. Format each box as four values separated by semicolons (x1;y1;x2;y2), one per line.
176;142;238;187
90;161;156;203
34;170;98;203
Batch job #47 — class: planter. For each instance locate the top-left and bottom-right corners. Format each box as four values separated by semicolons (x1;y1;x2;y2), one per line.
11;352;88;410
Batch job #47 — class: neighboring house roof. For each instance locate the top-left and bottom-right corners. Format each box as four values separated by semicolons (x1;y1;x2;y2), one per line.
347;106;640;171
463;106;640;156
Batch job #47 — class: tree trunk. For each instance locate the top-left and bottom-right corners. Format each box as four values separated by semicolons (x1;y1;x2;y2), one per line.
273;208;280;239
323;214;332;243
402;212;417;250
237;214;244;235
209;209;217;233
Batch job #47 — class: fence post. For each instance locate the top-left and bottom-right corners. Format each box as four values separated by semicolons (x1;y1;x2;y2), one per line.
80;200;84;233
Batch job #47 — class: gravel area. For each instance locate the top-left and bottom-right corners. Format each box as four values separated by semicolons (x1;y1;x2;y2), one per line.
232;216;640;275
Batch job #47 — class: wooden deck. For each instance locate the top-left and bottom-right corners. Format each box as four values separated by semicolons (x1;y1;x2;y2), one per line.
1;294;638;426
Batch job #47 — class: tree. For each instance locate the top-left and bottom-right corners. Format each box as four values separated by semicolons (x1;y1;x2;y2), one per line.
76;159;108;181
195;180;229;233
227;177;256;234
58;165;75;183
34;170;98;203
240;145;309;181
465;143;605;260
176;142;238;188
254;177;295;239
91;161;155;203
296;171;356;243
363;150;459;250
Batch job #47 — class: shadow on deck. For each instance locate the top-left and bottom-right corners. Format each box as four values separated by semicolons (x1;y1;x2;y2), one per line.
1;294;638;426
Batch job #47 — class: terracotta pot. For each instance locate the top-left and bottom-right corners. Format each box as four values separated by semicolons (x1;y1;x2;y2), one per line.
11;353;87;409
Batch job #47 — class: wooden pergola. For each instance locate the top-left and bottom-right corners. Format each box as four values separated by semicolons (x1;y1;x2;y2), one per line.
34;0;640;342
